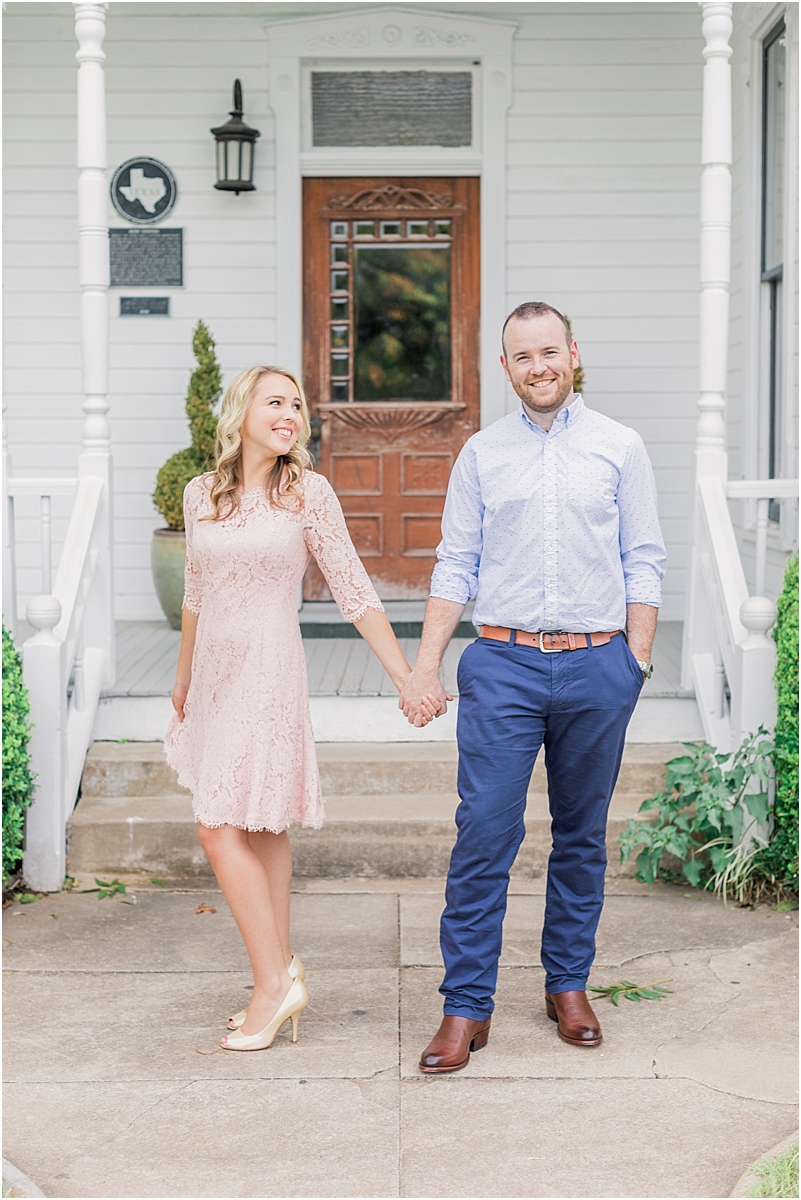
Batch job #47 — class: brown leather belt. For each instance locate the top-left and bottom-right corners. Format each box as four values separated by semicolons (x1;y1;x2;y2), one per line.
479;626;622;653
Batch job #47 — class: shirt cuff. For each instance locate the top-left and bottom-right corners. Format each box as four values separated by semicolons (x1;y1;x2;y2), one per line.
430;564;477;606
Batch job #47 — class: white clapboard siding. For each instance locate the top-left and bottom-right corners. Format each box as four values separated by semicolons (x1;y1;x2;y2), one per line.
7;1;778;625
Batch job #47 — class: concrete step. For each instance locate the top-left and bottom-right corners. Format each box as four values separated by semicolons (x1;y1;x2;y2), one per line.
67;789;654;880
71;741;676;878
81;741;681;799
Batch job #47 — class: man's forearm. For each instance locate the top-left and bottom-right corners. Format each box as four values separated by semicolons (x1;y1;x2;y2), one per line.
415;597;466;675
625;603;658;662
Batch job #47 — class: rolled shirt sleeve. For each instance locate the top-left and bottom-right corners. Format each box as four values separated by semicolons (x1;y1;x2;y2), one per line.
618;436;667;607
430;441;484;606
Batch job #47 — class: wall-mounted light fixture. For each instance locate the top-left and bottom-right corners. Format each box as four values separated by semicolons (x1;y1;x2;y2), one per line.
211;80;260;194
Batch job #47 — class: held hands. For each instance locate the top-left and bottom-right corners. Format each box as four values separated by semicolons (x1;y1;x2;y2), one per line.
398;669;453;728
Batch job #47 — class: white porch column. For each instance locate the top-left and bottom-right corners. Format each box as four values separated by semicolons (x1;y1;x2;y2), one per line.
695;1;733;482
74;1;114;688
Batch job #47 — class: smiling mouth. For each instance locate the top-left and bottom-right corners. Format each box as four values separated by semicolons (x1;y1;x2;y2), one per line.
273;428;294;439
531;378;557;389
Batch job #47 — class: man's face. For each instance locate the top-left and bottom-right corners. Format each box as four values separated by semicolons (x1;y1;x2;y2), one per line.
500;314;580;418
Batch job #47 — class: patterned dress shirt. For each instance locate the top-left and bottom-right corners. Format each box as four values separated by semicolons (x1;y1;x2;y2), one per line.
430;395;667;633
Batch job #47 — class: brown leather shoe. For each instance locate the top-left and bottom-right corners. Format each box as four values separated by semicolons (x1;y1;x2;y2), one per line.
418;1015;491;1074
545;990;602;1046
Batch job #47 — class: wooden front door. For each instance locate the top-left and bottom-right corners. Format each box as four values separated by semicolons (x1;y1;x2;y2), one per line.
302;176;480;600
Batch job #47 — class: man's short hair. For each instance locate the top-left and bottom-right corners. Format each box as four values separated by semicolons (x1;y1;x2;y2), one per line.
501;301;572;354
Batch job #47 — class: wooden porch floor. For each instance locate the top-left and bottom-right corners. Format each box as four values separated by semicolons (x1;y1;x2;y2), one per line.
108;614;692;701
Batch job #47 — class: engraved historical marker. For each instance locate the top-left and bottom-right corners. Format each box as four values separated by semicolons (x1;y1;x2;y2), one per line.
109;229;183;287
110;157;177;224
120;297;170;316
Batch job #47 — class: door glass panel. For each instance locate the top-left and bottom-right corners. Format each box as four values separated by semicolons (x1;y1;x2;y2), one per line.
353;246;451;401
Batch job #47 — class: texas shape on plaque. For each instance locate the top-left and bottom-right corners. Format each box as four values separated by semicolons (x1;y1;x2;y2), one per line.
119;168;166;213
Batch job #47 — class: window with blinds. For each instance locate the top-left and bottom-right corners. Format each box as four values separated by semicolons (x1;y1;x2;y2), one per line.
311;70;472;147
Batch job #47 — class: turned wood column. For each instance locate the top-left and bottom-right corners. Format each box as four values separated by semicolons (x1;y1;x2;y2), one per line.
696;1;733;483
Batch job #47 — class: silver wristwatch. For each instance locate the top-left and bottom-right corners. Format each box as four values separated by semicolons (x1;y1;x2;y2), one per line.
636;660;654;679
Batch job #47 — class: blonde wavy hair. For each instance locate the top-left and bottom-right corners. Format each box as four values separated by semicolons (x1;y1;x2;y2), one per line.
205;365;313;520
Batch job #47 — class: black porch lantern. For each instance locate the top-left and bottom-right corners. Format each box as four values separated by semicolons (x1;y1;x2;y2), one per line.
211;80;260;194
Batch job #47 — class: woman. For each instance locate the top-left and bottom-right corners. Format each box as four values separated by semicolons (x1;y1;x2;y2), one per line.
165;365;438;1051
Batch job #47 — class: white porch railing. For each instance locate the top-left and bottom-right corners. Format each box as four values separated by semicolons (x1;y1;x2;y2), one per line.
1;0;113;893
3;466;114;892
682;477;799;752
683;5;798;754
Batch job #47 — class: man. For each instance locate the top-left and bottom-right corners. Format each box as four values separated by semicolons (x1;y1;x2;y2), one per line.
400;301;666;1073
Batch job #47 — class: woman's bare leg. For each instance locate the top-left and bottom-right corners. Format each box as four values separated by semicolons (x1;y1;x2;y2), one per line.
247;829;293;967
197;824;292;1035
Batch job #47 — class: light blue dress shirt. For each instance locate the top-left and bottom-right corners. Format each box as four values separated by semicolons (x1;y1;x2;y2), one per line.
430;396;667;633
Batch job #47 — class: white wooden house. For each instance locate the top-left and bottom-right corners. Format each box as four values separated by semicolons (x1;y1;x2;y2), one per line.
3;0;798;890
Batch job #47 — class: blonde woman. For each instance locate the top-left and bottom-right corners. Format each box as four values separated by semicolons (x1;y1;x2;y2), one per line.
165;366;438;1051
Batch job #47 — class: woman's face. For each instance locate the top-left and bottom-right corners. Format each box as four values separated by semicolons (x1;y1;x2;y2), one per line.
241;373;304;459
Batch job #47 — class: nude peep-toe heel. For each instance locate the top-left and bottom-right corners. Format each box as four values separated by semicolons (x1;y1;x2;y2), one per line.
221;977;308;1051
228;955;306;1030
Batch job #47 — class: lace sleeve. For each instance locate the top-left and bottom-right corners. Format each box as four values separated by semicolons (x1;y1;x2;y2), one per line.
182;477;206;615
302;474;384;623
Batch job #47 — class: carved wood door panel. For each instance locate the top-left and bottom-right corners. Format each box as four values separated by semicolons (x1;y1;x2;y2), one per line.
302;176;480;600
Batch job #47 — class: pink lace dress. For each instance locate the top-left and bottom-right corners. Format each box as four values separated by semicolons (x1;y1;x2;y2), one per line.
164;471;383;832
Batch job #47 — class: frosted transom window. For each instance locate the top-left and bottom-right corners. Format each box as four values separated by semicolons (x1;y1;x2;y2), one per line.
311;71;472;147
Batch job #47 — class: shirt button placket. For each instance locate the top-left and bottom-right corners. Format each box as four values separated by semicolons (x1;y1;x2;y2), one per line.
543;432;558;629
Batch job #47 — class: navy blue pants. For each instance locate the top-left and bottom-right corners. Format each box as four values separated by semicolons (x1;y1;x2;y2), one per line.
440;633;644;1020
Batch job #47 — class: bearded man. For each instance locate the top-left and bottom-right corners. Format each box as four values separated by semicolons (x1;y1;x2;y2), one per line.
400;301;666;1073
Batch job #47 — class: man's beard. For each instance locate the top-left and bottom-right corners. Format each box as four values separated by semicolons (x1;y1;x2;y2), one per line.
513;373;574;416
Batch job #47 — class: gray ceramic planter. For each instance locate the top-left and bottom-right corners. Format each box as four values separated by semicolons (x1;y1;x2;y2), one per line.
151;529;186;630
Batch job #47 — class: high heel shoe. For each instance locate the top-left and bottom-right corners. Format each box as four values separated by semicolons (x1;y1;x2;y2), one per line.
228;955;306;1030
221;977;308;1051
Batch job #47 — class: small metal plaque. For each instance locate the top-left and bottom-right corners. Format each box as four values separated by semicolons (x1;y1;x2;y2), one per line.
109;228;183;287
110;157;177;224
120;297;170;316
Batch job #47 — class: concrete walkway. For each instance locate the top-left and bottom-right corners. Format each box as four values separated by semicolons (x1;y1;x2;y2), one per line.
3;876;797;1198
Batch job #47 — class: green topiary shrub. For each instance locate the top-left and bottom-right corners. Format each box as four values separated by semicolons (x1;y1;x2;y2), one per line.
153;320;222;530
2;624;35;880
757;554;799;891
564;314;585;393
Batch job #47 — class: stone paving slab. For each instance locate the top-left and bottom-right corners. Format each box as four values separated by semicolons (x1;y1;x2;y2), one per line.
2;890;399;973
398;888;783;968
398;1077;796;1199
2;882;797;1198
398;952;741;1081
3;1080;399;1198
3;969;399;1084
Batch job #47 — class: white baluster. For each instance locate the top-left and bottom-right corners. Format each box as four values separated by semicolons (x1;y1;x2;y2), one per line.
41;494;52;594
696;2;733;484
73;627;86;712
22;595;68;892
754;497;769;598
2;403;17;631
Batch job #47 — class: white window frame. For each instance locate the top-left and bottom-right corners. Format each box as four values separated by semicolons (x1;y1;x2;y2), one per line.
741;4;799;550
266;5;516;429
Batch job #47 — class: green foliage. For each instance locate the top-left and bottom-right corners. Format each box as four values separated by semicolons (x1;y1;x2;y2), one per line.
79;877;127;899
2;624;35;879
618;730;776;897
588;979;673;1006
564;314;585;393
748;1142;799;1198
757;555;798;890
153;321;221;530
354;247;451;400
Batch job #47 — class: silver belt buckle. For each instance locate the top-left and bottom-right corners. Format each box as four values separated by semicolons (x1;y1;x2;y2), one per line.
539;630;565;653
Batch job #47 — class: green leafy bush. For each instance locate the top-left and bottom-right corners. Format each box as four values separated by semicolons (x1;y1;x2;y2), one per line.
618;731;775;901
2;624;35;879
757;554;798;891
153;321;221;530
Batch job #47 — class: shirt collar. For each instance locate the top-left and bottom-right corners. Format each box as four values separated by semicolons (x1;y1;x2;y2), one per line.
519;393;584;435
